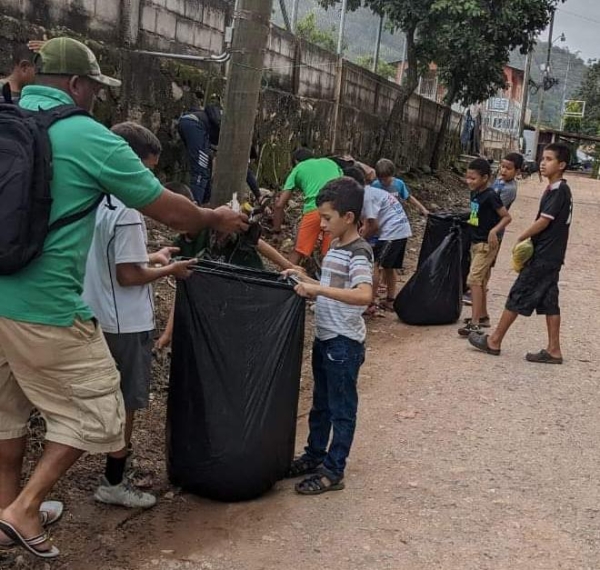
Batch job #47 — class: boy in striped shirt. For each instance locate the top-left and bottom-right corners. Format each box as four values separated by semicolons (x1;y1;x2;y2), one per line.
283;177;373;495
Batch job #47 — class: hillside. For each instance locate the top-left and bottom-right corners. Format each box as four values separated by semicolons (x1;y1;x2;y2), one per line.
273;0;406;64
512;43;586;129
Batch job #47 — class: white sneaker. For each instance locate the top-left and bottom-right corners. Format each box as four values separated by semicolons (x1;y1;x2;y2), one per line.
94;476;157;509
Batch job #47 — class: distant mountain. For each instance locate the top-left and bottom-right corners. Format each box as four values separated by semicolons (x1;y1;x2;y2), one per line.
272;0;406;63
512;42;587;129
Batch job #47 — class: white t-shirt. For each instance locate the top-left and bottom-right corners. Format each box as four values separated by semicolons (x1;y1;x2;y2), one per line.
83;197;155;334
362;185;412;241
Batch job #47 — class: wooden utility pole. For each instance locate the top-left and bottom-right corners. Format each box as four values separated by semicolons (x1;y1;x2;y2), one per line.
518;46;533;151
532;10;555;162
372;13;384;74
211;0;274;206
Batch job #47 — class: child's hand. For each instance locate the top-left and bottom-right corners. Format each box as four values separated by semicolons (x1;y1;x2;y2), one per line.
170;258;197;280
281;268;308;283
155;332;172;350
27;40;46;53
291;265;306;275
488;231;499;248
152;246;180;266
294;282;320;299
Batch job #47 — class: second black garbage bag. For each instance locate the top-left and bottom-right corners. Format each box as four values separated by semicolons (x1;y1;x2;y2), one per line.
394;226;463;326
167;261;306;502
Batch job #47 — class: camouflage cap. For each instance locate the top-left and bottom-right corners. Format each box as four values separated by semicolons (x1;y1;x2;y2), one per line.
34;37;121;88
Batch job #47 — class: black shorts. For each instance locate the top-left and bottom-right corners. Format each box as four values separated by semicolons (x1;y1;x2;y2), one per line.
104;330;154;411
505;260;561;317
374;238;407;269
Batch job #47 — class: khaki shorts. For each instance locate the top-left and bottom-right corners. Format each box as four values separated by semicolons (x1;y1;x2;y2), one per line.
0;317;125;454
467;242;499;287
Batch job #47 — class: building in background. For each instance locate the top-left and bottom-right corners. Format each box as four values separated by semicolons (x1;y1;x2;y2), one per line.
392;61;528;158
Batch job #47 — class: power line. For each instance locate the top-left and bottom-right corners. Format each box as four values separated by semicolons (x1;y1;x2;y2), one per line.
556;6;600;27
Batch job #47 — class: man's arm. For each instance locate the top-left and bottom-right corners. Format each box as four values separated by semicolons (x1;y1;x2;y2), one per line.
271;190;293;232
139;189;248;235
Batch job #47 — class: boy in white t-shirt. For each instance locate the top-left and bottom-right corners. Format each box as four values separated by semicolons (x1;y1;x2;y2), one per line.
345;166;412;311
83;122;196;509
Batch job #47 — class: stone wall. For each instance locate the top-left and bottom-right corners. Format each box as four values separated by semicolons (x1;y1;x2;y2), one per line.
0;0;462;182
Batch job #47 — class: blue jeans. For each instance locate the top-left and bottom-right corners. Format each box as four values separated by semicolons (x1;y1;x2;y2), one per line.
304;336;365;479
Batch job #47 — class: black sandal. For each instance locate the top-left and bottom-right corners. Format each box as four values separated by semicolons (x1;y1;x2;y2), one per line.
525;349;563;365
285;456;322;479
295;472;345;495
468;333;501;356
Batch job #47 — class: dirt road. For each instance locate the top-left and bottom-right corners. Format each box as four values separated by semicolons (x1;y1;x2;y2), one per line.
3;175;599;570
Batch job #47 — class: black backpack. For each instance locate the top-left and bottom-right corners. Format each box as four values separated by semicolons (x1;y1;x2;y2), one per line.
0;103;105;275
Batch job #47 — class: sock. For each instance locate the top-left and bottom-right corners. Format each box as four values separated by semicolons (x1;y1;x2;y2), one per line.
105;455;127;486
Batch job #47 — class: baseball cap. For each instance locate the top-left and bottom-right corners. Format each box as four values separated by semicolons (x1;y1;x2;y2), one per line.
34;37;121;88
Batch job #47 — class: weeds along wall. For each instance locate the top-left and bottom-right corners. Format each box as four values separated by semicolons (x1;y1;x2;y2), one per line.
0;0;462;183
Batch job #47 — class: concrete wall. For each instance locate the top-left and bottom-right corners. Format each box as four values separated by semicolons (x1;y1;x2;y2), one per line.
0;0;461;180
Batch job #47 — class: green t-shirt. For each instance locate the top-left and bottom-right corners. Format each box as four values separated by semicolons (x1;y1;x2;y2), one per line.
0;85;163;327
174;231;264;270
282;158;342;213
174;232;210;259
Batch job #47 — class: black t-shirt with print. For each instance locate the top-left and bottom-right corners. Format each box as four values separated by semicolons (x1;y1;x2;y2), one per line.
532;180;573;265
468;188;504;243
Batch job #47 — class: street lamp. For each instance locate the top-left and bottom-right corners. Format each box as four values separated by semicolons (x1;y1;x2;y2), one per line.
560;49;582;131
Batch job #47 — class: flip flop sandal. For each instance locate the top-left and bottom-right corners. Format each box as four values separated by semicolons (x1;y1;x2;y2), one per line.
39;500;64;527
295;473;345;495
0;500;64;549
468;333;501;356
525;349;563;365
0;520;59;559
285;456;322;479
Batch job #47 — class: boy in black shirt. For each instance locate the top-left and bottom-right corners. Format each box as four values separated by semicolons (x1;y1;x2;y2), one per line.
459;159;512;336
469;143;573;364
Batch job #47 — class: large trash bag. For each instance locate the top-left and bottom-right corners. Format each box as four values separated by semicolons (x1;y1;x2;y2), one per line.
394;227;463;325
418;211;471;289
167;260;306;502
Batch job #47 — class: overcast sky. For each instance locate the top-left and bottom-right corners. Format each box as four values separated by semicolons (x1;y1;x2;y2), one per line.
549;0;600;62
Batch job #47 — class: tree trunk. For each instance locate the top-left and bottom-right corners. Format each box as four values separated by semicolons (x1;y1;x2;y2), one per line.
377;24;418;157
430;83;458;171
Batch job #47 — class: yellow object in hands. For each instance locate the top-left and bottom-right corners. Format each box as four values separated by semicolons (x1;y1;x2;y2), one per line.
511;238;534;273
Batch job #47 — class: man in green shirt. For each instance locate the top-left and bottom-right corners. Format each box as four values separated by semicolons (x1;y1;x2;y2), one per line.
272;148;342;265
0;37;248;559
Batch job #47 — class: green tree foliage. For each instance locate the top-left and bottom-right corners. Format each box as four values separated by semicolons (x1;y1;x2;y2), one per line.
355;55;396;79
575;60;600;136
319;0;564;166
296;12;338;52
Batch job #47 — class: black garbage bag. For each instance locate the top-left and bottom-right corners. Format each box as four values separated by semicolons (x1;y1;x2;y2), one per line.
167;260;305;502
394;227;463;325
418;211;471;289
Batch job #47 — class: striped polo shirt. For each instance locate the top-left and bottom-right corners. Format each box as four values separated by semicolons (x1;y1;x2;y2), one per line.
315;238;373;343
